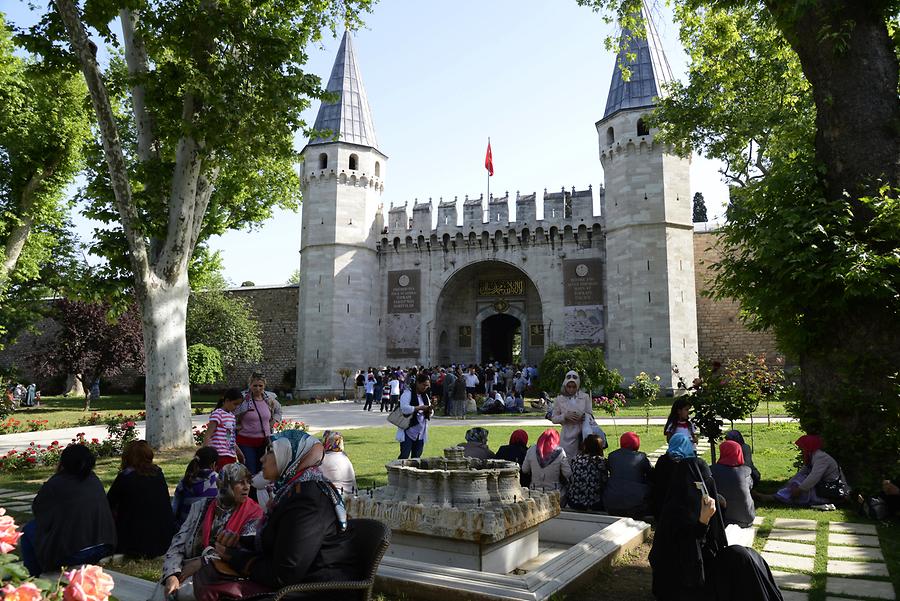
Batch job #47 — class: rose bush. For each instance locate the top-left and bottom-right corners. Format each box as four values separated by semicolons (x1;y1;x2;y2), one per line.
62;566;115;601
1;582;43;601
0;509;22;553
0;419;137;473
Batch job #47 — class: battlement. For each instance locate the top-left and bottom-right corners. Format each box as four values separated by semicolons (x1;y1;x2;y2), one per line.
385;186;604;237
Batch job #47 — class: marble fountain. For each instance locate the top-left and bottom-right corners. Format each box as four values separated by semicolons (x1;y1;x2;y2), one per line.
344;447;649;600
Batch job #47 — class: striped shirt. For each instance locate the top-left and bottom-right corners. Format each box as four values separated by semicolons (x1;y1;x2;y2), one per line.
208;408;237;458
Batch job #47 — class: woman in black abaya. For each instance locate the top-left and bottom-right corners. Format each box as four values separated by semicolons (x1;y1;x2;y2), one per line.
648;432;783;601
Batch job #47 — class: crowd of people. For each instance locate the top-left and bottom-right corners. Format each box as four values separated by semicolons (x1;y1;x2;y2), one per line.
14;365;898;601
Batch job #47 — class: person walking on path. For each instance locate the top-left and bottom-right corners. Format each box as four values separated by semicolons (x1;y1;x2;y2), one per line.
396;373;432;459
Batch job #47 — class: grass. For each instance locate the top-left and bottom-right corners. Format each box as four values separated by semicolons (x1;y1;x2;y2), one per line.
3;421;895;600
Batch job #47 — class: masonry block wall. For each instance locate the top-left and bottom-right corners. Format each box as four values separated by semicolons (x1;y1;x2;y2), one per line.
693;231;782;364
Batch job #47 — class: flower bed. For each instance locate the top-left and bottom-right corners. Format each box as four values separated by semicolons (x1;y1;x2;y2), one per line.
0;418;50;436
0;507;114;601
0;421;137;473
76;411;146;428
191;419;307;447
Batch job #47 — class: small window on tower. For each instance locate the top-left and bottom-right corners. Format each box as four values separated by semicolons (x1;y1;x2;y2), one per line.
606;127;614;145
375;161;381;177
637;118;650;136
318;153;328;169
349;154;358;170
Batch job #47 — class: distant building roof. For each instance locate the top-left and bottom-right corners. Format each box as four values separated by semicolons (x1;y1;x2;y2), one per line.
602;0;674;119
308;31;379;149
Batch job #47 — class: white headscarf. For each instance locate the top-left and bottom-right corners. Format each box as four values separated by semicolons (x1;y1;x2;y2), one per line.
561;370;580;395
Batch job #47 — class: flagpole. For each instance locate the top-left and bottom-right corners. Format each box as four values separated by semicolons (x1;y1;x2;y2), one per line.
487;137;490;217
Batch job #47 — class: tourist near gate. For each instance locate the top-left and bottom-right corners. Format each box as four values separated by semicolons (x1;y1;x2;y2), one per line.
295;23;699;399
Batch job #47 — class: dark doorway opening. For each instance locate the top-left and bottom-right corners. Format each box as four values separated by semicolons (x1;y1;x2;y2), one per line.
481;313;521;364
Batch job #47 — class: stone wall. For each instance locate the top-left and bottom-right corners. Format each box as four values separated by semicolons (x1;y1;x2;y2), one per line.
693;230;782;364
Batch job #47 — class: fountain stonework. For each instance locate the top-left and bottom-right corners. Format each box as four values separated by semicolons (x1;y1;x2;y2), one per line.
346;448;650;600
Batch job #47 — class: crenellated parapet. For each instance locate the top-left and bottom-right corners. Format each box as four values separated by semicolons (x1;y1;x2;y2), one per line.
302;167;385;193
487;193;510;227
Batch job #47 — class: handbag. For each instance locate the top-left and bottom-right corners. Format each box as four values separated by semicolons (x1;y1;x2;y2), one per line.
387;406;413;429
816;478;851;501
581;413;608;449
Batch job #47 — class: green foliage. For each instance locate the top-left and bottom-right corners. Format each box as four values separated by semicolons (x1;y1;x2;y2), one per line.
0;15;92;347
186;291;262;368
186;343;223;385
286;269;301;285
692;191;708;223
630;371;661;430
538;344;623;396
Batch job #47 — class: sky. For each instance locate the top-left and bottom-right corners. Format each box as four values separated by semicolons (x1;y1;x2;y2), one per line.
5;0;730;287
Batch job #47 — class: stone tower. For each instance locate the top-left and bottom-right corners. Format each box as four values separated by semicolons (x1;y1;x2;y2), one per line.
296;31;386;397
597;4;699;390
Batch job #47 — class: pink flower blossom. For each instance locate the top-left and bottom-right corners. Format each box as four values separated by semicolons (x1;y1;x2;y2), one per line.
64;565;115;601
1;582;42;601
0;508;22;553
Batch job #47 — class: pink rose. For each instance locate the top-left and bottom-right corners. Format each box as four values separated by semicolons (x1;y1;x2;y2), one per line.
1;582;42;601
0;508;22;553
63;565;115;601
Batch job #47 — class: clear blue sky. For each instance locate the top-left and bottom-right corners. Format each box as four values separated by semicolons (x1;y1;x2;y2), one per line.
5;0;729;286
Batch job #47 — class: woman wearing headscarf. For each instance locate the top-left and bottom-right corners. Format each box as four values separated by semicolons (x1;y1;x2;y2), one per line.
320;431;357;496
495;429;530;487
172;447;219;528
522;429;571;499
161;463;263;601
711;440;756;527
206;430;355;598
772;434;848;505
649;432;695;520
459;427;495;460
550;370;594;460
648;432;728;600
603;431;652;518
724;430;760;488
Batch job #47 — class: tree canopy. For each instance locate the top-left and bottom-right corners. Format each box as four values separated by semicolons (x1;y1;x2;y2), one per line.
692;192;707;223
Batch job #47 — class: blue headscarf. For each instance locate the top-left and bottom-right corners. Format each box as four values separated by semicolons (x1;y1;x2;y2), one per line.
668;432;695;459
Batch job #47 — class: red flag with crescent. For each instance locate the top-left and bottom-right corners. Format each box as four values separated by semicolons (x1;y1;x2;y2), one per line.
485;141;494;176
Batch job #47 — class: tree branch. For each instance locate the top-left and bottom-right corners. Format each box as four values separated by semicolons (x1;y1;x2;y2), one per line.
53;0;151;291
189;166;219;252
119;7;157;163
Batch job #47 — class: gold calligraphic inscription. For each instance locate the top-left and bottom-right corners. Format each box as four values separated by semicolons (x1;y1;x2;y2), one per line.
478;279;525;297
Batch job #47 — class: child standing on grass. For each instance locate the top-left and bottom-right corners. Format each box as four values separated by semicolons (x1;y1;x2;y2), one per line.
204;388;245;470
664;398;698;444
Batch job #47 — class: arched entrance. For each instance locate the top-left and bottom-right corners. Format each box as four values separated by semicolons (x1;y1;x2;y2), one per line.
481;313;521;364
433;260;544;366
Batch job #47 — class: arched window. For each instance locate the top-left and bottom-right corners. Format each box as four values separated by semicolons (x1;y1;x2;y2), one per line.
318;153;328;169
606;126;614;145
637;118;650;136
349;153;358;170
374;161;381;177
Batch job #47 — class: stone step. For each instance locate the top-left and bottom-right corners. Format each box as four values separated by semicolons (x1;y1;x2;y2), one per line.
828;532;880;548
753;516;765;526
827;559;889;577
763;540;816;557
769;528;817;543
829;522;877;535
826;576;895;600
773;518;818;531
781;590;808;601
760;551;814;572
771;570;812;591
725;524;756;547
827;545;885;562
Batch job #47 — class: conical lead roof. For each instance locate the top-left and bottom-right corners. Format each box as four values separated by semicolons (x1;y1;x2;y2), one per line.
602;1;674;119
308;31;379;148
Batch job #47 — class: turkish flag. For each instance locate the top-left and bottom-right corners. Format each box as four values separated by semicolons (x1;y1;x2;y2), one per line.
485;140;494;176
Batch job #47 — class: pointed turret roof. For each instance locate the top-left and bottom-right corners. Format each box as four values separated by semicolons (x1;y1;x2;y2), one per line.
308;31;379;149
602;1;674;119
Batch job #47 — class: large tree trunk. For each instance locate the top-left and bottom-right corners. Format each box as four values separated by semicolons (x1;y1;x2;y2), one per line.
140;272;193;448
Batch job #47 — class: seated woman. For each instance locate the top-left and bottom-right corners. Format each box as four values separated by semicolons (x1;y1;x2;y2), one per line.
773;434;848;506
320;431;357;495
522;429;571;498
161;463;263;601
649;435;686;521
648;432;727;600
171;447;219;528
725;430;761;488
20;445;116;576
459;427;495;460
495;430;530;487
196;430;354;601
107;440;176;558
567;434;608;511
603;432;652;518
710;440;756;527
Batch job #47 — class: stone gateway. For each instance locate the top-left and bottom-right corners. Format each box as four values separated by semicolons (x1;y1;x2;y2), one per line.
296;17;700;398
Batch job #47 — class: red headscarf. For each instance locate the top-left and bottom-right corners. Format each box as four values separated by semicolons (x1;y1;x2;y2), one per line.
717;440;744;467
795;434;823;465
509;429;529;447
620;431;640;451
537;429;560;462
